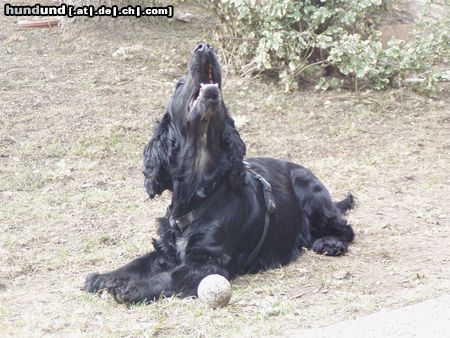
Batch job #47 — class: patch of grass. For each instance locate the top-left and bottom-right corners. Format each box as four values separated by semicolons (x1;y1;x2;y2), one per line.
72;123;144;160
83;234;119;253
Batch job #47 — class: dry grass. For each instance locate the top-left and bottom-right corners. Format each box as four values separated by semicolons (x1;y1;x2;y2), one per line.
1;2;450;337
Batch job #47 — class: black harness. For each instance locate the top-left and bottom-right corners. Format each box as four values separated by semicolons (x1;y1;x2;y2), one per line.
168;181;229;232
167;162;276;270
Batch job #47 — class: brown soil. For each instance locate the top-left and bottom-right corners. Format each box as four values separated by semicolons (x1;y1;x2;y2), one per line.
1;2;449;337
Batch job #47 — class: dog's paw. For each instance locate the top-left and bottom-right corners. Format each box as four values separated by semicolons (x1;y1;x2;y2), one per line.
312;237;348;256
109;279;149;304
83;273;147;304
83;272;104;293
83;272;125;294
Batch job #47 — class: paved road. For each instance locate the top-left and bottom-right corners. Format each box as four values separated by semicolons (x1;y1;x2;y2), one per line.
288;294;450;338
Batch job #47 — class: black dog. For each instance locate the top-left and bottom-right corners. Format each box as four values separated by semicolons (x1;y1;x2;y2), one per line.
84;43;355;304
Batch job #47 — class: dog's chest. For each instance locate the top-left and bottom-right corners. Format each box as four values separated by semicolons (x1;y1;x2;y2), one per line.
175;235;189;260
195;133;210;173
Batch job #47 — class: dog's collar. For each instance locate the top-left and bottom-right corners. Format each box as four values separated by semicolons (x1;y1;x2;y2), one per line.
168;181;229;232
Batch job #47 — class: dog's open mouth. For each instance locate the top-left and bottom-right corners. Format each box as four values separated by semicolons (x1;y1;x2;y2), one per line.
188;59;220;112
189;83;220;112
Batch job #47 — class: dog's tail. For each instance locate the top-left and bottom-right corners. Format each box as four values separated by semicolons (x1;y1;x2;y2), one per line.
335;193;355;214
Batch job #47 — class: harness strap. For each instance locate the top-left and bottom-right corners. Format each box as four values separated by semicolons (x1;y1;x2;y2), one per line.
241;162;276;271
168;181;229;232
167;161;277;273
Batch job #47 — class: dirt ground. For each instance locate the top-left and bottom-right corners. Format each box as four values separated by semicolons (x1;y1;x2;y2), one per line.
1;2;449;337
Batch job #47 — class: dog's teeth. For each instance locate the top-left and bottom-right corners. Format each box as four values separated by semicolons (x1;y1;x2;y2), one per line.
200;83;205;87
213;83;219;87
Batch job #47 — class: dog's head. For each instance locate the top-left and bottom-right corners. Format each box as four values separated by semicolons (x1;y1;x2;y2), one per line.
170;43;223;131
143;43;245;200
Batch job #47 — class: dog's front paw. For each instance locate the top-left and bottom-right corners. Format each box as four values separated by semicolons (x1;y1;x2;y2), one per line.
83;273;147;304
312;237;348;256
83;272;104;293
83;272;124;294
109;279;150;304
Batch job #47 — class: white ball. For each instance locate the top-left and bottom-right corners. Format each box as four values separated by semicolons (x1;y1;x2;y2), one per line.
197;274;232;308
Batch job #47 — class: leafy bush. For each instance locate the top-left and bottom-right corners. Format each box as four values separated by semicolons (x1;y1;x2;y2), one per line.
203;0;449;92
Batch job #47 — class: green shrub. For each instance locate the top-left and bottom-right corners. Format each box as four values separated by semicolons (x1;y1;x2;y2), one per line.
203;0;449;93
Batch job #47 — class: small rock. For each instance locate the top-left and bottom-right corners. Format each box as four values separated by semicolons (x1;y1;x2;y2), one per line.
112;45;143;60
174;12;193;23
333;271;351;280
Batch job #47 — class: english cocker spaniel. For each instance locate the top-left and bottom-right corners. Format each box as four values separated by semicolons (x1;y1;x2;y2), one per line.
84;43;355;304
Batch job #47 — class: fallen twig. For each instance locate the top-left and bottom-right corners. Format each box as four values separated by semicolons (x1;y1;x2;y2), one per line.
218;36;259;42
291;291;307;299
17;18;60;28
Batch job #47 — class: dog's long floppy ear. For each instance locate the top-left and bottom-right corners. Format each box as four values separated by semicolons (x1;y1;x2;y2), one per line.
223;116;246;187
143;112;176;198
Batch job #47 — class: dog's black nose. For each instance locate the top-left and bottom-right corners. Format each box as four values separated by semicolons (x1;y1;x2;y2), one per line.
194;43;210;53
